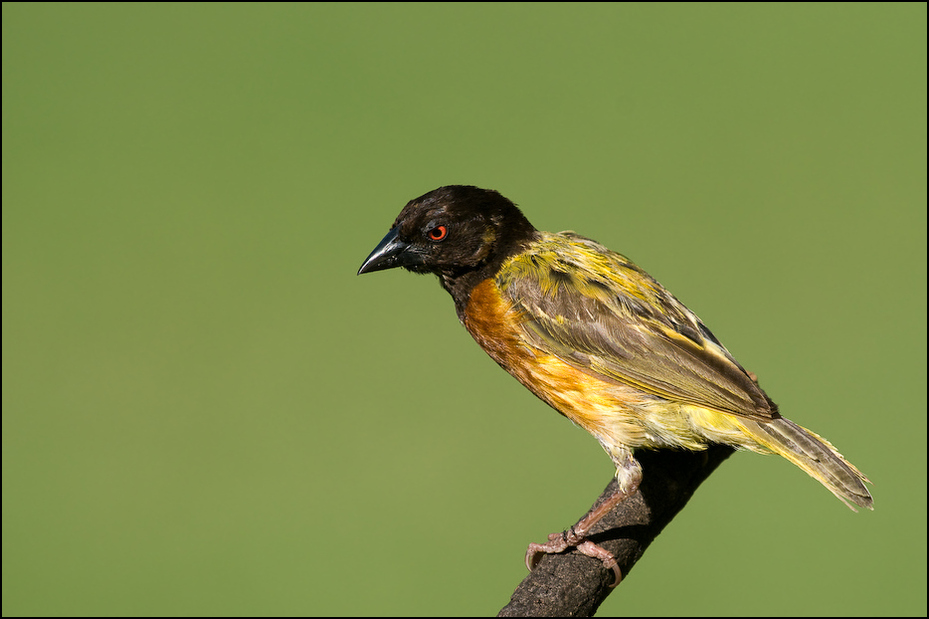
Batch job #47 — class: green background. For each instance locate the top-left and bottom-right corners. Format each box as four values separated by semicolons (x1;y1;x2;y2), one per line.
3;3;925;616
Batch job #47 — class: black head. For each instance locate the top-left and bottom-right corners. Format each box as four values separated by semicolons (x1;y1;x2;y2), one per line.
357;185;538;306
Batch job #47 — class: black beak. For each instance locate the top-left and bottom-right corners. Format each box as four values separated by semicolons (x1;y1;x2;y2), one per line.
357;227;423;275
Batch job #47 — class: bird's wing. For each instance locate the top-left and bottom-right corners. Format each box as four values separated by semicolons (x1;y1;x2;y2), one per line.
496;232;778;420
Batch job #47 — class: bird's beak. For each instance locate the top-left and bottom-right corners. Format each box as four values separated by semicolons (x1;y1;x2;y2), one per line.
357;227;423;275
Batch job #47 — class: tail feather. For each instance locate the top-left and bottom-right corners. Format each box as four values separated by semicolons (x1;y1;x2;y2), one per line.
741;417;873;511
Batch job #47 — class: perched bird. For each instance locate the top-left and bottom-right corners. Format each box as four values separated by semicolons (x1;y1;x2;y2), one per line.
357;185;872;586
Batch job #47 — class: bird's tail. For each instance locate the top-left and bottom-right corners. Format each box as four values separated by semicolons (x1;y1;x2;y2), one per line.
739;417;873;511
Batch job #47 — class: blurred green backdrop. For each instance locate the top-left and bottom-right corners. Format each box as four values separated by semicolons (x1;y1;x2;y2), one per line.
3;3;925;616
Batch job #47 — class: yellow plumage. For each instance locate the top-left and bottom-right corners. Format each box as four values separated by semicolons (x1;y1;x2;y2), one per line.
471;231;872;510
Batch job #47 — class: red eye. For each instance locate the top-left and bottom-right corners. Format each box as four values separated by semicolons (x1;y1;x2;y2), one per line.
428;225;447;241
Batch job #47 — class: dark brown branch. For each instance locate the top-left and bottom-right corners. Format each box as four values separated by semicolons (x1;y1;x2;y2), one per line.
497;445;735;617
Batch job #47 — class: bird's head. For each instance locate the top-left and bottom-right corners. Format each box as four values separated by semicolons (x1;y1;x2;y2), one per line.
357;185;537;284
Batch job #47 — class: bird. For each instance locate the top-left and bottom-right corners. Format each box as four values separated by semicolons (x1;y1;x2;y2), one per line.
357;185;872;586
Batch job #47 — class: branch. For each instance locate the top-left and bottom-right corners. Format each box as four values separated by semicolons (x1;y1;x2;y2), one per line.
497;445;735;617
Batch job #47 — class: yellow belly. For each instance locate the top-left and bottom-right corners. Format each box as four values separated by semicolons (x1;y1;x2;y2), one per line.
463;278;768;458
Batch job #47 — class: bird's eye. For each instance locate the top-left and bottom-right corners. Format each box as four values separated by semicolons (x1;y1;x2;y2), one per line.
427;225;448;241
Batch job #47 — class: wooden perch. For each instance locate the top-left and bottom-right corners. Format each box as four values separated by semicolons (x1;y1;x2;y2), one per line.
498;445;735;617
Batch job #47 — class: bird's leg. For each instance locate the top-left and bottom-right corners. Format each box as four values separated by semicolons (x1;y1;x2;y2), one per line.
525;457;642;588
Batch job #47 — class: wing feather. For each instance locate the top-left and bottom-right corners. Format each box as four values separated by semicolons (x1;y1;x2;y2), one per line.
497;232;777;420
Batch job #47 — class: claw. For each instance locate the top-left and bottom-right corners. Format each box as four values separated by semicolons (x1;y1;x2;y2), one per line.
525;546;539;571
576;540;622;587
525;531;564;570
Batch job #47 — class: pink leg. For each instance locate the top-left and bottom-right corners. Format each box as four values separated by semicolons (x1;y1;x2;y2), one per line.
525;469;641;588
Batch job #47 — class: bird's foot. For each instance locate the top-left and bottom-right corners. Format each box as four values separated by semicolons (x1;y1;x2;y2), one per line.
524;458;641;588
525;527;623;587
